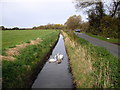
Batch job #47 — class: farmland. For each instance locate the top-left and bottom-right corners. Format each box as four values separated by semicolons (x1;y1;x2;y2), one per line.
2;30;58;49
2;30;60;88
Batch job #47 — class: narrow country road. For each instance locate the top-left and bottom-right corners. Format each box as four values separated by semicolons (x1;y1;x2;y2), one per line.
75;33;119;58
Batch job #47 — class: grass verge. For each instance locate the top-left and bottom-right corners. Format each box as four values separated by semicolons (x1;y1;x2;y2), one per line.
62;31;119;88
2;30;59;88
84;32;119;44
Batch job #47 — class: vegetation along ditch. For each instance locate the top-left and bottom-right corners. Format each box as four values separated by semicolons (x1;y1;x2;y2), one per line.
2;30;60;88
62;31;119;88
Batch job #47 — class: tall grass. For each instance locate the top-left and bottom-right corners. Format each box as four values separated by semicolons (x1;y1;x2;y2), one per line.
2;30;59;88
62;31;119;88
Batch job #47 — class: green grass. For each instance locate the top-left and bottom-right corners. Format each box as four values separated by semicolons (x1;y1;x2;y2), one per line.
84;32;119;44
2;30;60;88
2;30;58;49
63;31;119;88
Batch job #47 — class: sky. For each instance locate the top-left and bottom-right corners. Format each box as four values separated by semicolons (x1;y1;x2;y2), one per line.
1;0;88;28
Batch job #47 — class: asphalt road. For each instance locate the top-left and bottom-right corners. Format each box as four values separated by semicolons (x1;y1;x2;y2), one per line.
75;32;119;58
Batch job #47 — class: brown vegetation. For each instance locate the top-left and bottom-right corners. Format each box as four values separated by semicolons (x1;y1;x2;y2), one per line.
62;31;93;87
1;38;42;61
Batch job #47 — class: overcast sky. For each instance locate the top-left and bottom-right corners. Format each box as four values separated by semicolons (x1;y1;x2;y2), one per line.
1;0;88;28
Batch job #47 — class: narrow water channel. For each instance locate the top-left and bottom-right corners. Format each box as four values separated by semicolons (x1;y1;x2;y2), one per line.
32;34;74;88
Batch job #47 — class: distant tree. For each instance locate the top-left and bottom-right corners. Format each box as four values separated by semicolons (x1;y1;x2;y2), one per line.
12;27;19;30
33;26;37;29
0;26;5;30
32;24;65;30
65;15;82;30
80;22;89;32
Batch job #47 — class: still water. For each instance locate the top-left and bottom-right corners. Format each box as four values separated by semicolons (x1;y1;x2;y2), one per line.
32;34;74;88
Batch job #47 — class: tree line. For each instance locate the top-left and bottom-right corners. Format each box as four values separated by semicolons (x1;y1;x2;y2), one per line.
32;24;65;30
0;26;32;30
64;0;119;39
0;24;65;30
74;0;120;38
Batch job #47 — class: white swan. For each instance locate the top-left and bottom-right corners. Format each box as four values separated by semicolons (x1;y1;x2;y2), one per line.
56;53;64;64
49;55;57;63
57;53;64;60
49;53;64;63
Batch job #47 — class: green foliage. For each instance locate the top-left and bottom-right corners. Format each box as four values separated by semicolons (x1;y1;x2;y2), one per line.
2;30;59;88
100;16;119;38
79;22;89;32
75;0;119;39
85;32;119;44
86;15;119;39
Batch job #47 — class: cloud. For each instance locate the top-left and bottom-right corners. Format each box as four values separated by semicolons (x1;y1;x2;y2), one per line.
1;0;88;28
1;0;73;3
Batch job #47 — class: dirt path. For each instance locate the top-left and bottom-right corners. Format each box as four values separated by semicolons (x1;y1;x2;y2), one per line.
75;33;119;58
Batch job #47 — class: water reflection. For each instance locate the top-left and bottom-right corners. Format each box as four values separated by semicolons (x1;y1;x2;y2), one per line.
32;34;73;88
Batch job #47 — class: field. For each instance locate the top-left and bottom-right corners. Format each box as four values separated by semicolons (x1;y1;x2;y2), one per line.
2;30;59;88
2;30;59;49
62;31;119;88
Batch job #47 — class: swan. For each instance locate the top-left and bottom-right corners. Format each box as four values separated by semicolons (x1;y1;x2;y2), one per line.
57;53;64;60
49;55;57;63
49;53;64;63
56;53;64;64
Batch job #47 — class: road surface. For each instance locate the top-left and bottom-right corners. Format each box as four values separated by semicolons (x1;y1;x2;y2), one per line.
75;33;119;58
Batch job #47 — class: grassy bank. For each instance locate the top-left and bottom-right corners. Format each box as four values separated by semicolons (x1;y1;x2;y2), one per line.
62;31;119;88
84;32;119;44
2;30;59;88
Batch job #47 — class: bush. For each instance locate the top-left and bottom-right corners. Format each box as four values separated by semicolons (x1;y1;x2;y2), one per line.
100;16;119;38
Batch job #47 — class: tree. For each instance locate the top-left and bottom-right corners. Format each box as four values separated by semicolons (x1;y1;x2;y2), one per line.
0;26;5;30
74;0;119;38
75;0;105;34
12;27;19;30
65;15;82;30
107;0;120;18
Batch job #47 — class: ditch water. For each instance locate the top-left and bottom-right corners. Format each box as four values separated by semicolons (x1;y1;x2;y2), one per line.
32;34;74;88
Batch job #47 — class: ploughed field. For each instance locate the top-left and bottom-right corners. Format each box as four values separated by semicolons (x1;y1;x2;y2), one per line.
1;30;59;88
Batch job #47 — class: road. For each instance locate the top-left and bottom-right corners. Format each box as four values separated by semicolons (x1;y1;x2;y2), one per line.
75;33;119;58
